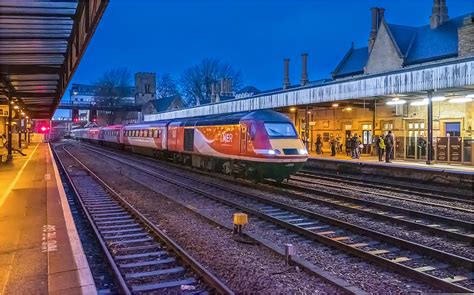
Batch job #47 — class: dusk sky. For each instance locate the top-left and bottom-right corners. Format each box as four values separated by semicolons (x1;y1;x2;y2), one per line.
55;0;473;117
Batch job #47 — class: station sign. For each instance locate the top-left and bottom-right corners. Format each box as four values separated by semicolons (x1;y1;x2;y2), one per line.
449;137;462;162
436;137;448;161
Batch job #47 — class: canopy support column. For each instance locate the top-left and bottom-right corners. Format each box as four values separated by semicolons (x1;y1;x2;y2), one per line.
426;91;434;165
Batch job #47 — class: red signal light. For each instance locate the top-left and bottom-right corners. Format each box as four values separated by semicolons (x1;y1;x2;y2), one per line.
39;125;50;133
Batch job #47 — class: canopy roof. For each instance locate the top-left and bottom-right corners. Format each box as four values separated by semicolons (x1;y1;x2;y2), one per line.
0;0;108;119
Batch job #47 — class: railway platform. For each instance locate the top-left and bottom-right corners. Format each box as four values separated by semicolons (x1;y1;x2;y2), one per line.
307;152;474;189
0;141;95;294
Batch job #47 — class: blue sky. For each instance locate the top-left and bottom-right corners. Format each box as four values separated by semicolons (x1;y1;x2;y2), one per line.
55;0;473;118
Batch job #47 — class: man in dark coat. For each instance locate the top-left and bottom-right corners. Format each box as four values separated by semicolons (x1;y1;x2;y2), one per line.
384;131;394;163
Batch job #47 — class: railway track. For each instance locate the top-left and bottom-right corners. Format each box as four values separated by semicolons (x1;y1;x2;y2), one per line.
292;172;473;215
73;142;474;293
53;144;232;294
298;169;473;206
264;178;474;243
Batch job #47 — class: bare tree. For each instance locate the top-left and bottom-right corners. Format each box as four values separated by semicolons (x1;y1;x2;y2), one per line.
180;58;242;106
94;67;133;125
156;73;179;99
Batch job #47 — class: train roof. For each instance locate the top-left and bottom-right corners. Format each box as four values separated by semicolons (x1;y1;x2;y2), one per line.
145;110;292;127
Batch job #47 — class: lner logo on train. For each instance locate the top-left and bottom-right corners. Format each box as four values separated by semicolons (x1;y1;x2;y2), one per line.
220;132;233;144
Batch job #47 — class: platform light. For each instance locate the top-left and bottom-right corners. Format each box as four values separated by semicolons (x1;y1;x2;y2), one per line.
449;97;473;104
431;95;447;102
13;105;19;109
290;107;296;112
332;103;339;107
386;98;406;105
343;107;352;111
410;99;429;106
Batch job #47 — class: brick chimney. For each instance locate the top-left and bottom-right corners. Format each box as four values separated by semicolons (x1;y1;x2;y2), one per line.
368;7;385;52
283;58;290;89
300;53;309;86
430;0;449;29
458;15;474;57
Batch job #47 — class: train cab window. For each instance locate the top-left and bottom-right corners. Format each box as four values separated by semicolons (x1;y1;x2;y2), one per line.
264;123;297;138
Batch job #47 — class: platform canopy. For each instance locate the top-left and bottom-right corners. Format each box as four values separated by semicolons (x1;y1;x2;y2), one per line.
0;0;108;119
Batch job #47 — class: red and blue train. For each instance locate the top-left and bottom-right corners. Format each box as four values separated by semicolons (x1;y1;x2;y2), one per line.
71;110;308;181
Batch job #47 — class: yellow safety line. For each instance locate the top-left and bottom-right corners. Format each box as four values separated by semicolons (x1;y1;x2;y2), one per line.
0;143;40;209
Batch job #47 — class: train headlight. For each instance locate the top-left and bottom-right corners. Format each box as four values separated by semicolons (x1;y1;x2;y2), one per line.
267;150;276;155
299;149;308;155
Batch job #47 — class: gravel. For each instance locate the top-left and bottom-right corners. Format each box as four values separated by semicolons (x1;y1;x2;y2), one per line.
65;144;345;294
289;175;474;220
67;143;448;293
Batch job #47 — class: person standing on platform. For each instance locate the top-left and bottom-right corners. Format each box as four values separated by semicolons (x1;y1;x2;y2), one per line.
330;136;336;156
345;134;352;156
351;133;360;159
316;134;323;155
384;131;394;163
378;134;385;162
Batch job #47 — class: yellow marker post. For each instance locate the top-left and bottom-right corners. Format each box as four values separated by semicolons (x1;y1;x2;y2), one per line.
233;213;248;235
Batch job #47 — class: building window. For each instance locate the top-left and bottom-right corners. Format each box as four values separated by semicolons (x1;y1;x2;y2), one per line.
445;122;461;137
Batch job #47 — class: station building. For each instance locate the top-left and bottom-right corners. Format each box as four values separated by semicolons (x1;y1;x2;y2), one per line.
145;0;474;166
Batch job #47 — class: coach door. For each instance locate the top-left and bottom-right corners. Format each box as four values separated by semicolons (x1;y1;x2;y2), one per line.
240;124;247;154
184;128;194;152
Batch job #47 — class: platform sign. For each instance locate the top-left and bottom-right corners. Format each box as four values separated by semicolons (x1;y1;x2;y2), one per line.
449;137;462;162
436;137;448;161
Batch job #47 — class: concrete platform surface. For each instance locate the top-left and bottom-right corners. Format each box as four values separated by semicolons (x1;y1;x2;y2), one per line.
0;142;96;294
307;153;473;188
309;152;474;174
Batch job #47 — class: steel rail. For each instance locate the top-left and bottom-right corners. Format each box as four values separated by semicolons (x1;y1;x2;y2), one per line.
79;142;474;243
267;179;474;243
55;143;233;295
293;172;474;214
298;169;473;206
75;143;473;293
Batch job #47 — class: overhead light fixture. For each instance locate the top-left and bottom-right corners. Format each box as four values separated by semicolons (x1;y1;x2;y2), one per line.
13;105;19;109
343;107;352;111
386;98;406;105
449;97;473;104
307;111;311;114
26;116;29;119
410;99;429;106
290;107;296;112
431;95;446;102
332;103;339;107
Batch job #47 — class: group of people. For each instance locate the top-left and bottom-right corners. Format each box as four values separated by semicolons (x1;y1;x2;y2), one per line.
375;130;394;163
313;131;395;163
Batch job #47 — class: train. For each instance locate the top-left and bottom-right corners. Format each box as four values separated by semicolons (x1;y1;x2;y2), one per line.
71;110;308;182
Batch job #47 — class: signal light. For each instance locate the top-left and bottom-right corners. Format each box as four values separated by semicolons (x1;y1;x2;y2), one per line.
39;125;50;133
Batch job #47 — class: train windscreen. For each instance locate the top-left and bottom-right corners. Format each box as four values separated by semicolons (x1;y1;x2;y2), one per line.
264;123;297;138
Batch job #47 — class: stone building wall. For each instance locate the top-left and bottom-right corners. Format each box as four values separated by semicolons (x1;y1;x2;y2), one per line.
365;23;404;75
458;16;474;57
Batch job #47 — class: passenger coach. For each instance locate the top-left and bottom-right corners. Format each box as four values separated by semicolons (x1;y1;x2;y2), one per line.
71;110;308;182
